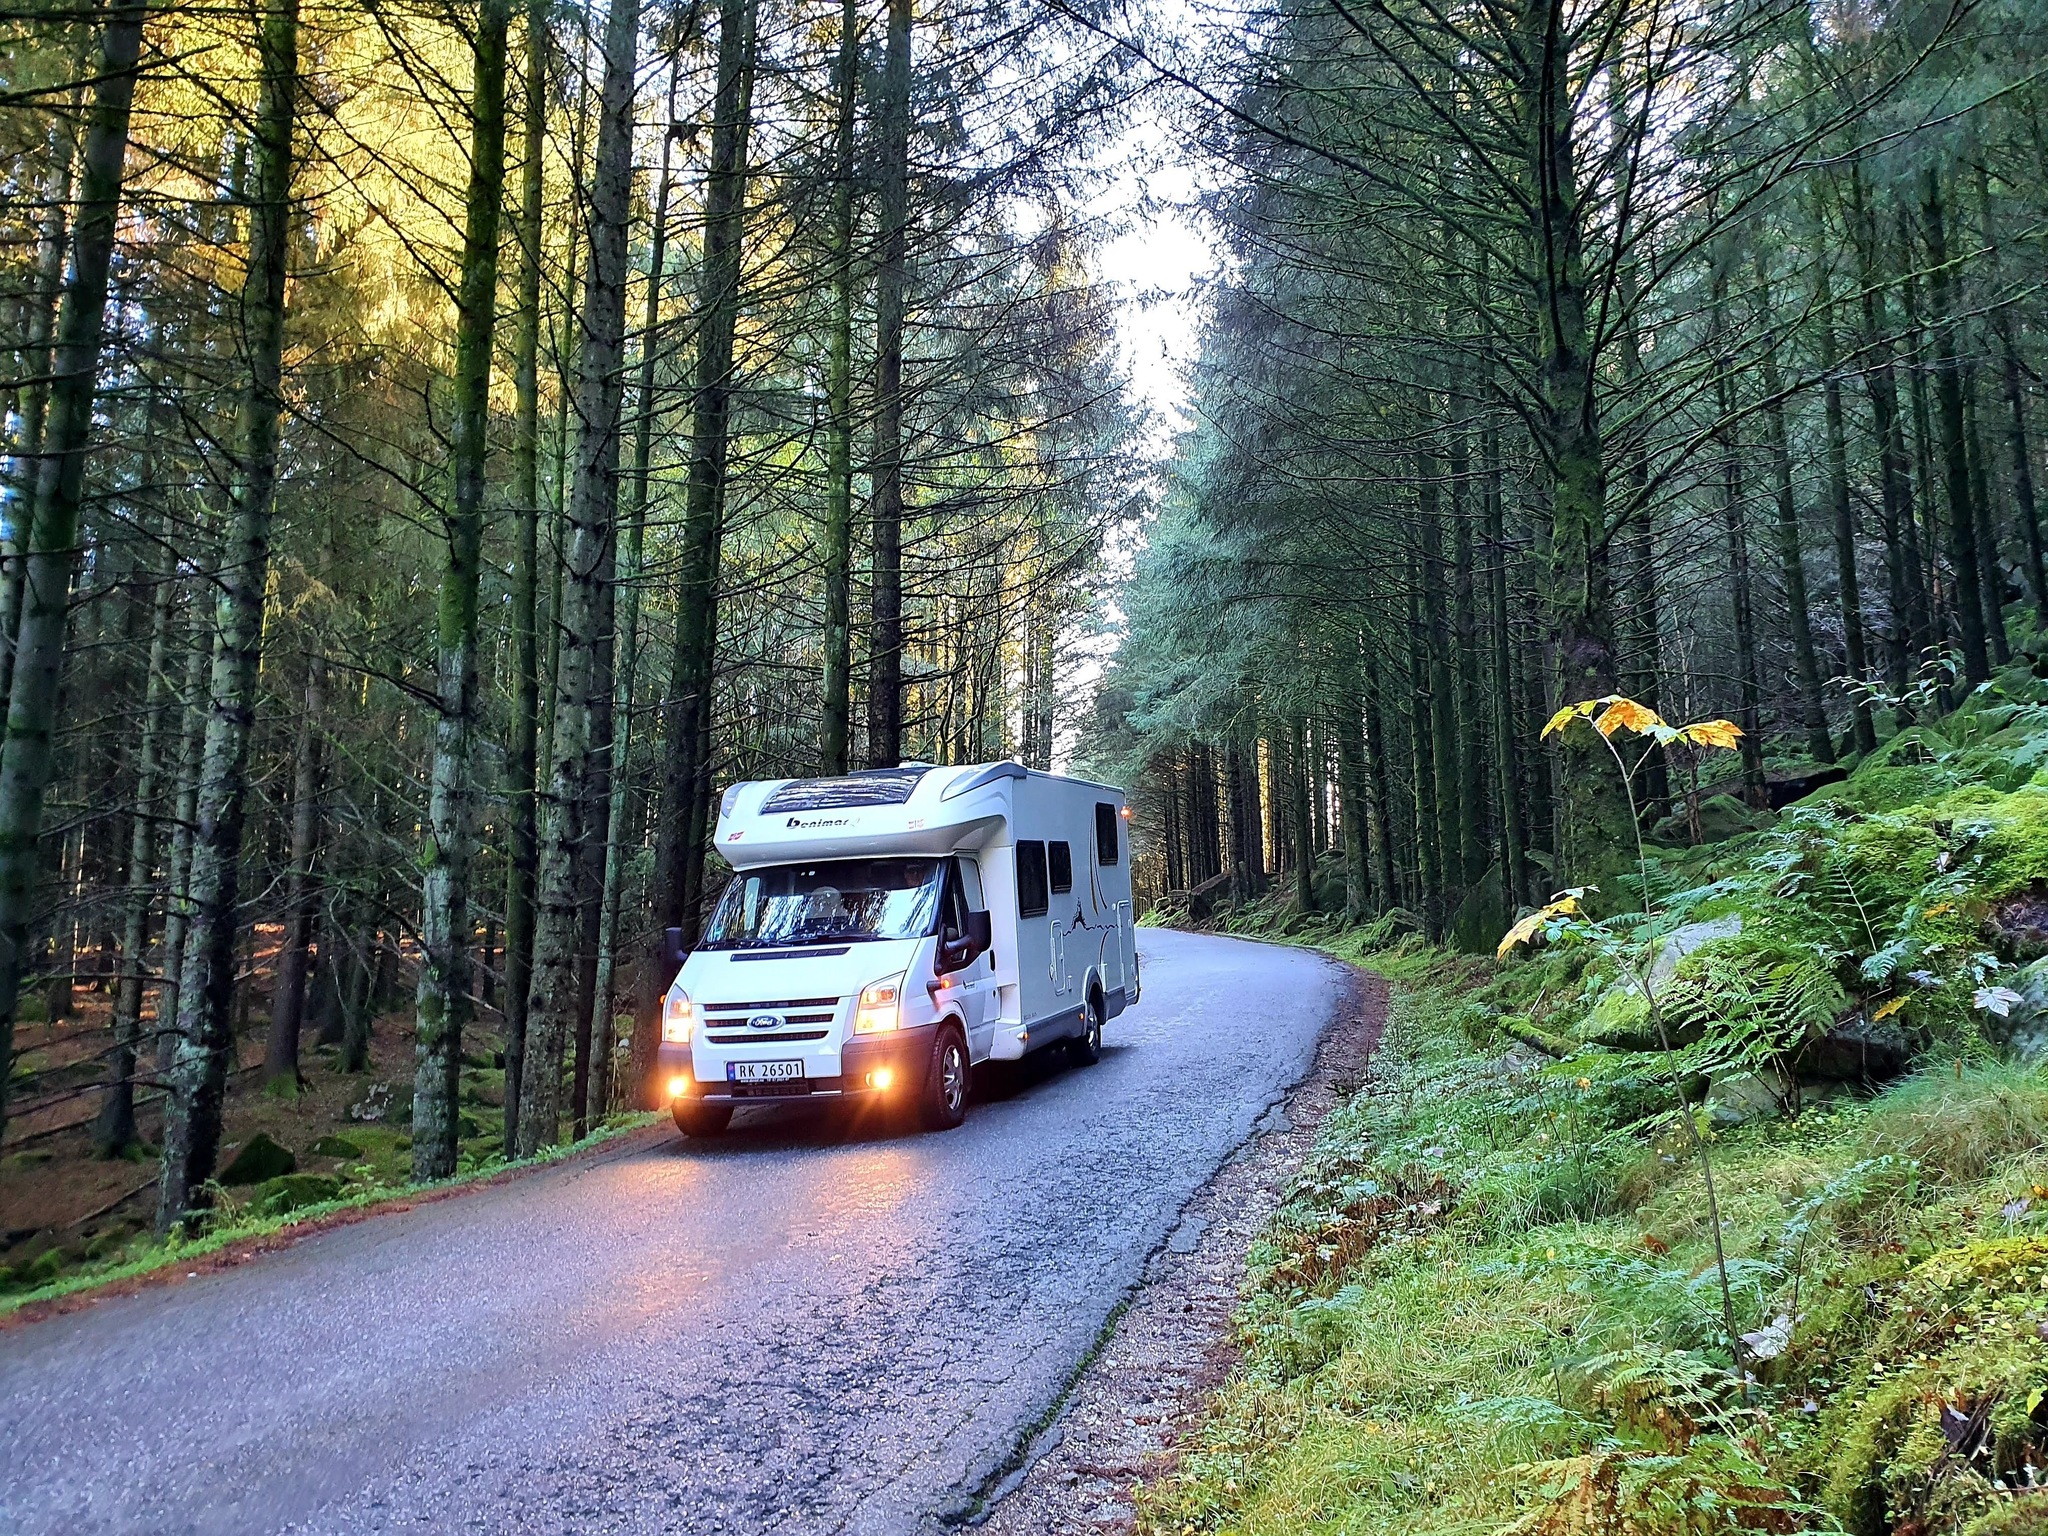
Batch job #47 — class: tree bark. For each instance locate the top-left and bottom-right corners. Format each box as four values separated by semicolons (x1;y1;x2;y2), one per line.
157;0;298;1231
155;625;209;1073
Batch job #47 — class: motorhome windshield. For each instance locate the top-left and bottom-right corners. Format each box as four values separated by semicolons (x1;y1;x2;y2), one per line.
702;858;943;949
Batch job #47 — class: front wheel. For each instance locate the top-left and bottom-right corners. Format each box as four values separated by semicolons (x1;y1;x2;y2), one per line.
1070;991;1104;1067
672;1100;733;1139
918;1026;970;1132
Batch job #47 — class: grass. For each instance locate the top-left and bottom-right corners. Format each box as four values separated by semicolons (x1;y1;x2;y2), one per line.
0;1110;659;1319
1139;966;2048;1536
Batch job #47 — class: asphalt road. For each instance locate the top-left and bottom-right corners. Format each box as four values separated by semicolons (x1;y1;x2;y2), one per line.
0;928;1342;1536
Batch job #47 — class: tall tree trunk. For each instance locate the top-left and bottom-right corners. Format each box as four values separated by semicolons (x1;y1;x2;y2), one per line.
157;0;299;1231
518;0;642;1156
503;0;548;1159
156;625;209;1073
865;0;912;767
652;0;759;965
1920;169;1989;685
1515;0;1624;882
1812;233;1876;754
1965;372;2010;665
1289;715;1314;912
413;0;513;1180
1849;161;1924;687
1711;244;1766;806
263;654;324;1089
1484;425;1529;908
1449;435;1487;903
1998;323;2047;632
0;84;86;711
95;524;175;1156
600;44;687;1132
1751;250;1833;762
0;0;151;1146
818;0;860;774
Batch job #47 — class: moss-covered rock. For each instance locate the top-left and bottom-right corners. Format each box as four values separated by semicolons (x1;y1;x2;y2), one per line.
218;1132;296;1186
249;1172;345;1217
307;1134;364;1159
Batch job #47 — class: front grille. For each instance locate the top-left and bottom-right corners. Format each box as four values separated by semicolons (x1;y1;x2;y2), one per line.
702;997;839;1014
706;1029;829;1044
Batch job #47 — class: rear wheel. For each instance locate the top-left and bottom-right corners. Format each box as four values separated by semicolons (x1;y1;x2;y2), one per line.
672;1100;733;1139
918;1025;970;1132
1070;990;1104;1067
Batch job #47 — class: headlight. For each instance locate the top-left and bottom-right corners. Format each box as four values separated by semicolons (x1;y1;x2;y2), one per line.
662;987;696;1044
855;975;903;1035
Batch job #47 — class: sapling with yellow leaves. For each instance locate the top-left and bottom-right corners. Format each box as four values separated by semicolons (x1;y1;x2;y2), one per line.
1498;695;1755;1382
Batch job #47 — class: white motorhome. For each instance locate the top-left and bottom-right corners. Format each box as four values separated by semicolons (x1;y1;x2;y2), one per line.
655;762;1139;1137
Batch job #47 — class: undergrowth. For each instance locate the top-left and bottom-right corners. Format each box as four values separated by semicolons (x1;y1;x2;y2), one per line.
1141;657;2048;1535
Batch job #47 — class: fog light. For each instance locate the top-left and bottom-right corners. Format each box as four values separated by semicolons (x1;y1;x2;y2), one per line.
666;1074;690;1100
867;1067;895;1091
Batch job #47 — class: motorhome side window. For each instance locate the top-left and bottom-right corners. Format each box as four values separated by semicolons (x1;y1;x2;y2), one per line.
1095;802;1120;865
1048;841;1072;894
1016;841;1049;918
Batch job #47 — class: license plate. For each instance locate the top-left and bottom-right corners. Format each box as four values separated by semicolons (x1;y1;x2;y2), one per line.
729;1059;804;1084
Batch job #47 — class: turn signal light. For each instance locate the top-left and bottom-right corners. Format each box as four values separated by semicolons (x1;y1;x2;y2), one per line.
866;1067;895;1091
666;1074;690;1100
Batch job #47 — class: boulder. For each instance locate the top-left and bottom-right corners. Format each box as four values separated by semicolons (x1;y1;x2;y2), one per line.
249;1173;345;1217
1800;1015;1911;1083
1990;885;2048;963
307;1134;364;1160
1648;915;1744;988
218;1132;296;1186
1705;1068;1792;1128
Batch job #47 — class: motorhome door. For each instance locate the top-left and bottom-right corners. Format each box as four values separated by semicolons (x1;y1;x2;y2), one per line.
942;857;998;1058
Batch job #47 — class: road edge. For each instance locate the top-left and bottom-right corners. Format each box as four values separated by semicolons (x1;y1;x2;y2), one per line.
0;1115;666;1332
967;949;1387;1533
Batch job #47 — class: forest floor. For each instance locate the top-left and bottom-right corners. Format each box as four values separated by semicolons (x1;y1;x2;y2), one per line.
0;926;561;1296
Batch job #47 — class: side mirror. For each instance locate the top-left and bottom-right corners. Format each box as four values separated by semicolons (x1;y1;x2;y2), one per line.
939;909;994;975
664;926;686;968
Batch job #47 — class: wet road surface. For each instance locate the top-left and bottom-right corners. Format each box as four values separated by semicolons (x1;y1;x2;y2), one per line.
0;928;1342;1535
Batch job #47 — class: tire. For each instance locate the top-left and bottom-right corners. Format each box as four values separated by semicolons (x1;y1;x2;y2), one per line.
917;1025;971;1132
1070;989;1104;1067
672;1100;733;1139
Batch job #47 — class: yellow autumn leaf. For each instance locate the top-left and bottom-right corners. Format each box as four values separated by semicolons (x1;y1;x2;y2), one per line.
1872;996;1909;1020
1547;894;1582;918
1681;718;1744;750
1542;698;1606;738
1925;901;1954;917
1594;698;1666;738
1497;910;1547;959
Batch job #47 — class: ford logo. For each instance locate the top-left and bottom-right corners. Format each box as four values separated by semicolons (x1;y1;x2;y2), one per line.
747;1013;784;1031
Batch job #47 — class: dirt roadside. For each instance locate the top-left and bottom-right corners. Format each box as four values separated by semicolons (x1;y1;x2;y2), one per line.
974;959;1386;1534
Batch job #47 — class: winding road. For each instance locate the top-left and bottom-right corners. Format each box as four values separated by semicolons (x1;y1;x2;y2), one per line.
0;929;1342;1535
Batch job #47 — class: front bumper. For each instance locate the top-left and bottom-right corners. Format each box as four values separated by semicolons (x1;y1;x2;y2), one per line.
658;1023;938;1105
